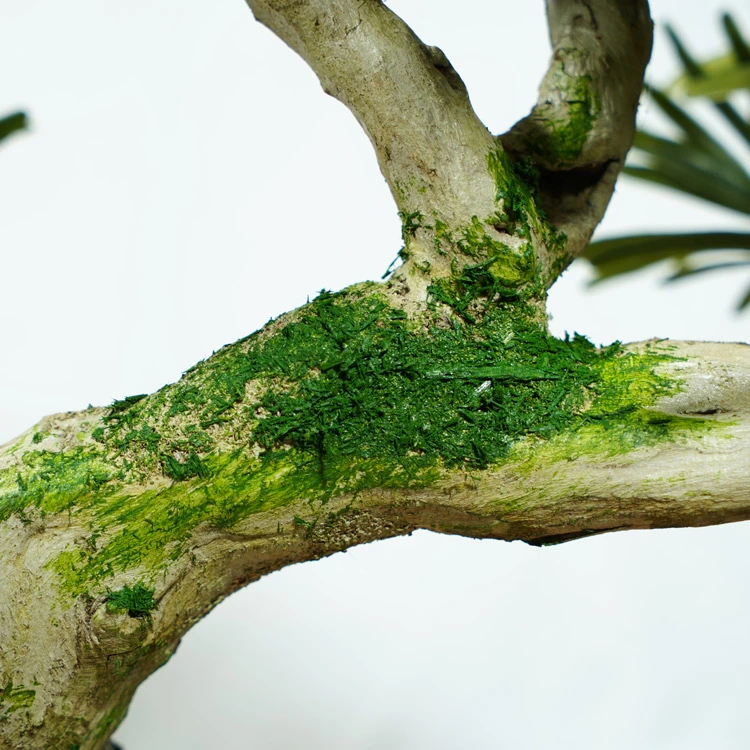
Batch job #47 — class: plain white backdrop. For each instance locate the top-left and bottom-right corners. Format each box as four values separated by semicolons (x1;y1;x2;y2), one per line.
1;1;749;747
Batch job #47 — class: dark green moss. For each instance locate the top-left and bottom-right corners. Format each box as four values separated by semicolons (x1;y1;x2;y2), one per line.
161;452;208;481
105;394;148;422
398;209;423;241
248;291;621;470
164;384;204;418
105;582;156;618
427;252;538;321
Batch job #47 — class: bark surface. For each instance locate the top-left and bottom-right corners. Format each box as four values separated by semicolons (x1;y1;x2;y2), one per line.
5;2;747;748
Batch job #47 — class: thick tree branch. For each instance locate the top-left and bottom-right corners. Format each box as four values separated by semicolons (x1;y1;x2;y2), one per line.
1;293;748;748
0;2;693;748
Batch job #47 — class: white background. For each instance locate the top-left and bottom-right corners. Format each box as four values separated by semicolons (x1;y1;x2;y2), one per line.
1;1;749;747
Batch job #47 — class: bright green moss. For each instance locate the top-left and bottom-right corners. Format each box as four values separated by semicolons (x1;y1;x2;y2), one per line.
394;147;566;294
457;217;537;286
487;147;567;268
488;148;540;233
0;448;115;520
511;411;721;475
410;150;552;316
48;446;438;598
591;348;680;415
547;74;599;164
427;259;534;321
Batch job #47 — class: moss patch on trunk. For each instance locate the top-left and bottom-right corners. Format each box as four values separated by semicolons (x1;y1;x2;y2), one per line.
0;286;720;598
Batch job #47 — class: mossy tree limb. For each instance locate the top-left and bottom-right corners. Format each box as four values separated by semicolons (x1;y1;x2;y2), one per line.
4;1;747;748
1;282;749;748
245;0;652;291
501;0;654;273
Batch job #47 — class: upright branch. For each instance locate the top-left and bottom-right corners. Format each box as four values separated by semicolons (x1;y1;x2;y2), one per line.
248;0;653;292
502;0;653;270
247;0;498;227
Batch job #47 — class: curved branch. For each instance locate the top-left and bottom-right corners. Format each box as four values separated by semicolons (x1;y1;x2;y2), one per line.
245;0;652;298
2;290;748;748
246;0;497;226
1;3;665;747
501;0;653;272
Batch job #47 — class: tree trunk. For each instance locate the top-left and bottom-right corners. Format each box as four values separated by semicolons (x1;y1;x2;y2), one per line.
3;1;748;747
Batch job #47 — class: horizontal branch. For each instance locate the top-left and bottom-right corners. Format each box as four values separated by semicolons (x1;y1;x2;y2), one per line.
0;3;663;747
1;278;748;747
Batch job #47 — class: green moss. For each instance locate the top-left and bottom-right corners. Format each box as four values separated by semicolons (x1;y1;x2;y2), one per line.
548;74;599;164
427;259;532;322
105;582;156;618
460;217;538;286
487;147;567;269
48;445;435;598
524;73;600;167
0;681;36;721
0;288;722;599
512;411;721;473
431;218;450;257
0;447;115;520
417;191;546;314
398;209;423;241
105;393;148;421
394;147;566;294
249;292;588;469
488;149;540;234
31;430;48;444
161;452;208;481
